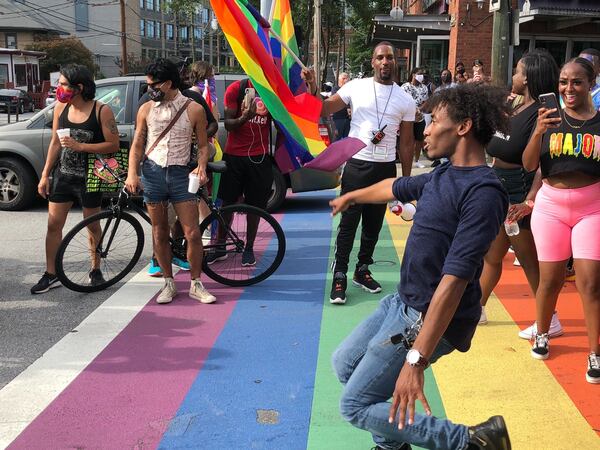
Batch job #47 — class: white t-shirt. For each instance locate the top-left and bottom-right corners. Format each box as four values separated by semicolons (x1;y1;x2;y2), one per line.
337;77;416;162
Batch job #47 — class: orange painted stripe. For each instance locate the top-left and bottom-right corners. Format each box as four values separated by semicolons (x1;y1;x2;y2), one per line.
494;253;600;436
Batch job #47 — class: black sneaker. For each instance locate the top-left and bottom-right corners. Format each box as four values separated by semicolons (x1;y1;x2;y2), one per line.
467;415;511;450
89;269;105;287
205;247;228;265
531;333;550;360
330;272;347;305
31;272;61;294
587;352;600;384
241;247;256;266
352;264;382;293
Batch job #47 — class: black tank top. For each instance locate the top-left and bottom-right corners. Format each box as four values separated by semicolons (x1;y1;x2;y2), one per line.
486;102;538;165
58;101;104;178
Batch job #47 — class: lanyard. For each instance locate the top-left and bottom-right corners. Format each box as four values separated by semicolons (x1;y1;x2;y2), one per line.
373;80;394;131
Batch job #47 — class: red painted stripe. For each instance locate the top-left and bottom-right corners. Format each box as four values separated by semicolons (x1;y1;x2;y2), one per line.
494;253;600;436
8;276;243;449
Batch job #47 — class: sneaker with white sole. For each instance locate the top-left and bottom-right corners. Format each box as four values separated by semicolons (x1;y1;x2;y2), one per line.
189;279;216;304
172;256;190;270
531;333;550;360
31;272;61;294
241;248;256;266
586;352;600;384
148;258;162;277
478;306;488;325
413;161;426;169
518;312;563;339
157;277;177;304
352;264;382;293
330;272;347;305
205;247;227;265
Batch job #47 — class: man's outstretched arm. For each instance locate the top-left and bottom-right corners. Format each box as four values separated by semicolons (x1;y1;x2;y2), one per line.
330;178;396;215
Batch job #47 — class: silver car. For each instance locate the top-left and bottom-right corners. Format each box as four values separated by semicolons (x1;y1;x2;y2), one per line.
0;75;340;211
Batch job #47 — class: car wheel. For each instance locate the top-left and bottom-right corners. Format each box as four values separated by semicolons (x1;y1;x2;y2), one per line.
0;158;37;211
266;164;287;212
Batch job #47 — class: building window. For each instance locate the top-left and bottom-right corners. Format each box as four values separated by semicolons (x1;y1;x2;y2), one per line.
142;48;147;59
194;27;202;41
179;26;188;42
140;19;145;37
74;0;89;32
147;20;155;38
536;40;567;67
146;0;153;11
0;64;9;87
14;64;27;87
139;0;144;8
155;0;160;11
155;21;161;39
5;34;17;49
167;24;174;40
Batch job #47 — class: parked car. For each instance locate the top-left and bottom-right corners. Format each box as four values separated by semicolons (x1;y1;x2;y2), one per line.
45;87;56;107
0;89;36;114
0;75;340;211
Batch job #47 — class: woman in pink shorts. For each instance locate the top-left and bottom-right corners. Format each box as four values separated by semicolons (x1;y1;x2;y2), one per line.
523;57;600;384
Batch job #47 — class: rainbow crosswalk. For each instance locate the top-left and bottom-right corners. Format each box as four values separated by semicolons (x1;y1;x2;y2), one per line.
0;191;598;449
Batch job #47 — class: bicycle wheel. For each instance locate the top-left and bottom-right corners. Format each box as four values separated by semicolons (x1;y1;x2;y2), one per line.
200;204;285;286
56;210;145;293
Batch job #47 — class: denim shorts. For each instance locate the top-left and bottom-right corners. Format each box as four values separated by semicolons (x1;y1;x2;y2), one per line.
493;166;535;229
141;159;197;204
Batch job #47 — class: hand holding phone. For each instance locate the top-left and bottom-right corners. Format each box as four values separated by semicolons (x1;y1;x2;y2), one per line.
242;87;256;110
535;92;562;134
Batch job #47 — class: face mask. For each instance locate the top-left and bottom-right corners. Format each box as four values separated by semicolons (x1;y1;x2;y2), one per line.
441;74;452;83
415;74;424;83
56;85;76;103
148;82;166;102
457;67;465;74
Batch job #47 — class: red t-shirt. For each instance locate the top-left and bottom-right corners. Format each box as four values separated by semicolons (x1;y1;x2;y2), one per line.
224;80;270;157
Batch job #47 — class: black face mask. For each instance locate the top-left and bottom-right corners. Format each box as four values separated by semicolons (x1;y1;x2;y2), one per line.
441;74;452;83
148;82;166;102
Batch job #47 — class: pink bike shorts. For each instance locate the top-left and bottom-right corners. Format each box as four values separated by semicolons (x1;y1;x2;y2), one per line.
531;181;600;262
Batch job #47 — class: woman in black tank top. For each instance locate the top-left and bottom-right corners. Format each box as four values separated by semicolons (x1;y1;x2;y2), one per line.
31;64;119;295
479;50;560;329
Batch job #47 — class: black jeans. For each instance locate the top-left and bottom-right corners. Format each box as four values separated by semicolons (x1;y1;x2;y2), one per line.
333;158;397;274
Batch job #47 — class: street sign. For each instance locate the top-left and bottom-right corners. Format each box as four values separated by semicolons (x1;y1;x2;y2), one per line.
490;0;501;12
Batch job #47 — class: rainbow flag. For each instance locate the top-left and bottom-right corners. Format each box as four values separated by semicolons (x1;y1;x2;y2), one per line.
270;0;305;96
211;0;326;169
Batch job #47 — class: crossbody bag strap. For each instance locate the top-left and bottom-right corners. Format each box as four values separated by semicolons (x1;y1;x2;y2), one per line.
145;98;192;157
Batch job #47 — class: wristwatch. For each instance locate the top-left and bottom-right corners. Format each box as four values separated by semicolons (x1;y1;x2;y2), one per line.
524;199;534;208
406;349;429;368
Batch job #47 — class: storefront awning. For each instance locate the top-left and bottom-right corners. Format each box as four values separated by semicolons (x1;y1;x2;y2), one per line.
519;0;600;25
372;14;450;50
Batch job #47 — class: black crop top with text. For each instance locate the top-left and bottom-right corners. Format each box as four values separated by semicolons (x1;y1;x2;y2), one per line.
540;111;600;178
486;102;538;165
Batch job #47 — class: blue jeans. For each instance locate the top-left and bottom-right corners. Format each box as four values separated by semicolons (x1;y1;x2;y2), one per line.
141;159;196;204
331;293;470;450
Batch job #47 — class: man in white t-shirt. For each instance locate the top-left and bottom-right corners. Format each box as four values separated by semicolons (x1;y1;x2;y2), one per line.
304;41;416;305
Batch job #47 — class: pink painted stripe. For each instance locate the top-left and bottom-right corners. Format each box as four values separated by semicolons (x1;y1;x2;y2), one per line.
8;275;243;450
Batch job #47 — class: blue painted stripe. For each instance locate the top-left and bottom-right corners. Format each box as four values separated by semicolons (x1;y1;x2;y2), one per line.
158;191;335;450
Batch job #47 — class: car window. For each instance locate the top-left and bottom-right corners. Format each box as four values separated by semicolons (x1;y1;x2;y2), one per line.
95;84;127;124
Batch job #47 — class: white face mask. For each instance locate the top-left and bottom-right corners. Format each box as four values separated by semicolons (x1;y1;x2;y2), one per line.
415;74;424;83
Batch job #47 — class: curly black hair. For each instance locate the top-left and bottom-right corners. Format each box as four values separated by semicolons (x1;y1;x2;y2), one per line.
427;83;511;146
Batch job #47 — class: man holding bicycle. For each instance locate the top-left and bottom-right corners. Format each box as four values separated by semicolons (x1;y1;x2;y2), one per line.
125;59;216;305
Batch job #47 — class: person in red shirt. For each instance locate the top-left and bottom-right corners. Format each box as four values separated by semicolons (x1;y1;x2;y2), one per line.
206;79;272;266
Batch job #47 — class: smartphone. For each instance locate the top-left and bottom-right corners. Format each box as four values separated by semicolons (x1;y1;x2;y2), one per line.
243;87;256;109
538;93;562;123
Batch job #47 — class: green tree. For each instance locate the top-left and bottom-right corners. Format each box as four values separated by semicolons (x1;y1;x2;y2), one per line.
346;0;390;75
26;37;97;80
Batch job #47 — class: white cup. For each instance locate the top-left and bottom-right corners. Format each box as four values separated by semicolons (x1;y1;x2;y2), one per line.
400;202;416;221
56;128;70;139
188;173;200;194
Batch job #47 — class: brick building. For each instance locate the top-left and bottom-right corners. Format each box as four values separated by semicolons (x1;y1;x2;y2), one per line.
374;0;600;84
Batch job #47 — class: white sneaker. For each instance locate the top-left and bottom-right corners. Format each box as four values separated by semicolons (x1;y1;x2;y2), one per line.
157;277;177;304
202;227;211;245
518;312;564;339
478;306;488;325
189;279;216;304
513;257;521;266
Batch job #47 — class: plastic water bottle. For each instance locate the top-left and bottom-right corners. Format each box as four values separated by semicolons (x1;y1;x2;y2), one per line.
389;201;402;216
504;220;520;236
389;201;416;222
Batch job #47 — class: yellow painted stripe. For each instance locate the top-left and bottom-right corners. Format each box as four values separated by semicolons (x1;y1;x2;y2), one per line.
386;211;598;448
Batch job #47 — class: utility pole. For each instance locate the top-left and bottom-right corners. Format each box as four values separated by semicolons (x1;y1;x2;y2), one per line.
314;0;321;85
491;0;510;86
119;0;128;74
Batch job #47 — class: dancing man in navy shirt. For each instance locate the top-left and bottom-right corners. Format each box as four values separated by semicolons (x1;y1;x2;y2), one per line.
329;83;512;450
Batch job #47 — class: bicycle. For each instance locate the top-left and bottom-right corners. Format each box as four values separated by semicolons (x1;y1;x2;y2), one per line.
55;155;286;293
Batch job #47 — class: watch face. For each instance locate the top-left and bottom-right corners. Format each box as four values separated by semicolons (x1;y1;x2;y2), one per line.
407;349;419;364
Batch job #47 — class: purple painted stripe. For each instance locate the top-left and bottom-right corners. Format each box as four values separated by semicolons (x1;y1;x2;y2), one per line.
8;275;243;450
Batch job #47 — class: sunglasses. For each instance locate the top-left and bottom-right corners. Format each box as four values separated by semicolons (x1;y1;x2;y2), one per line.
148;80;166;89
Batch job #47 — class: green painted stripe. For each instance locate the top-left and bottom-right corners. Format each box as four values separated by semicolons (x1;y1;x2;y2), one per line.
307;216;447;450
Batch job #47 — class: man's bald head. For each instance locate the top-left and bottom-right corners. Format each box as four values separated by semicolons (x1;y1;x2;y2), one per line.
373;41;396;57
